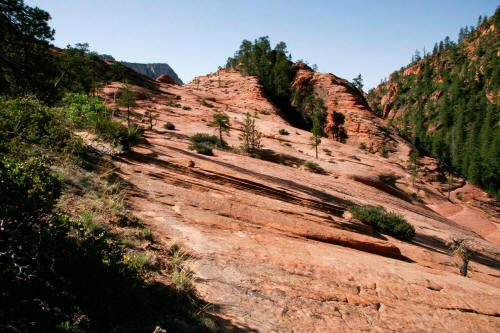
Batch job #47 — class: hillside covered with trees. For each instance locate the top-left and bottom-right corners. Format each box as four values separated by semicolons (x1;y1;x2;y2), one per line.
225;37;327;130
367;8;500;195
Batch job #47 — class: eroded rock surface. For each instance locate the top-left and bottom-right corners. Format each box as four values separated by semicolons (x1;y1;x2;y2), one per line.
101;69;500;332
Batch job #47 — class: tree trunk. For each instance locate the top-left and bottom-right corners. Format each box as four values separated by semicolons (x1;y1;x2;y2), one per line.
127;105;130;127
219;126;223;147
315;139;318;159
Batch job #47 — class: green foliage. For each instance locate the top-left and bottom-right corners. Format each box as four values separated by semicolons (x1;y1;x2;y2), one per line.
182;105;191;110
0;1;125;104
119;82;137;127
62;93;133;148
352;74;364;91
309;98;327;158
0;157;61;222
279;128;290;135
359;142;367;150
367;8;500;195
239;112;263;154
348;205;416;240
380;143;389;158
197;99;214;108
208;110;231;146
226;37;310;127
189;133;220;155
0;0;56;101
163;121;175;130
303;161;321;172
0;98;81;158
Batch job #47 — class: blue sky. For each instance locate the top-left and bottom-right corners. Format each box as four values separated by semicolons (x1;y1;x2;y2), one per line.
27;0;498;89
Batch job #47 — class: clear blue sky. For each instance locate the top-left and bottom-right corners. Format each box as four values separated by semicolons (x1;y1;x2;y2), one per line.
27;0;498;89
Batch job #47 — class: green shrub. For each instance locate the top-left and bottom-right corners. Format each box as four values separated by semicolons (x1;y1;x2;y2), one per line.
323;148;331;156
359;142;367;150
259;110;270;115
197;99;214;108
380;143;389;158
189;133;221;155
303;161;320;172
348;205;415;240
62;93;134;148
62;93;107;126
182;106;191;110
126;125;144;146
0;98;81;157
164;122;175;130
0;157;62;221
278;128;289;135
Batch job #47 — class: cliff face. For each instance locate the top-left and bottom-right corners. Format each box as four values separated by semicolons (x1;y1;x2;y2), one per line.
366;12;500;195
121;62;183;84
292;67;396;153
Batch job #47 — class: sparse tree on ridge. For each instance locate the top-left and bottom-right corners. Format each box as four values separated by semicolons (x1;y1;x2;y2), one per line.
352;74;364;91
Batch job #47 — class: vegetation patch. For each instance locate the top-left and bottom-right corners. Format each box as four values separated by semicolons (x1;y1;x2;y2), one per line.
279;128;290;135
303;161;325;174
163;121;175;130
189;133;222;155
348;205;416;240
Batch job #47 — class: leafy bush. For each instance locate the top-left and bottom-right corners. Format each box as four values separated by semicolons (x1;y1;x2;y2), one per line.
279;128;289;135
303;161;320;172
348;205;416;240
0;98;81;158
198;99;214;108
164;122;175;130
126;125;144;146
0;157;62;222
182;106;191;110
62;93;134;147
62;93;107;125
189;133;220;155
259;110;270;115
359;142;367;150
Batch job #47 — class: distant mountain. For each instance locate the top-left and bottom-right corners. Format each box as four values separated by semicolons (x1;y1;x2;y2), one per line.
121;62;183;84
98;54;183;84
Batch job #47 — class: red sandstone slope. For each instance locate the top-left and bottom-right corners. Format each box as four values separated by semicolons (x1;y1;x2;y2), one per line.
293;65;397;154
99;69;500;332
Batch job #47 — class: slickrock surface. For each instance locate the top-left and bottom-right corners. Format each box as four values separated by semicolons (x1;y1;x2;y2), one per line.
101;69;500;332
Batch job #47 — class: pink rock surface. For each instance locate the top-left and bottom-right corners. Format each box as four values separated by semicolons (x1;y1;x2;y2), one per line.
100;69;500;332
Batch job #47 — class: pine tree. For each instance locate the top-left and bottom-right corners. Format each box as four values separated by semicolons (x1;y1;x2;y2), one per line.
309;98;327;159
239;113;262;154
119;82;137;127
352;74;364;91
209;110;231;147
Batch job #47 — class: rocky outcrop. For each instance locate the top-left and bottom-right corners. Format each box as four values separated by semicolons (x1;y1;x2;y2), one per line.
292;67;395;153
156;74;176;84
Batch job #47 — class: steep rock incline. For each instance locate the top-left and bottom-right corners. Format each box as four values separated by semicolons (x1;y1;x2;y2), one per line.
293;66;395;154
100;69;500;332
